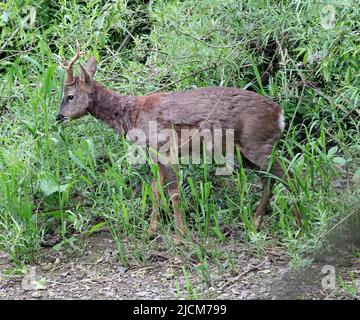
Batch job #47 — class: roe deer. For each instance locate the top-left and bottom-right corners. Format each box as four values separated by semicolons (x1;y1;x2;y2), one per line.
57;44;301;243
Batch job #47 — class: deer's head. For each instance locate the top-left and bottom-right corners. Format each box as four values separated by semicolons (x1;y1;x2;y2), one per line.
57;43;97;122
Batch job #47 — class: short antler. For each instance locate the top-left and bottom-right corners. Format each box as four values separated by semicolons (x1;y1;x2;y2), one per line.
60;40;82;86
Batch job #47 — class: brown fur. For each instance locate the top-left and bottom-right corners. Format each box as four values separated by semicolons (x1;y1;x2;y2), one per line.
58;56;301;243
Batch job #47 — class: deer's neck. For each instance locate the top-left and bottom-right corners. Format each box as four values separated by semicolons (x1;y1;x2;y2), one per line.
87;82;137;135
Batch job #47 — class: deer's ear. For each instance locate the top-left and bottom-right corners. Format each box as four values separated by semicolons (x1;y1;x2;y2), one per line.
85;56;97;77
78;65;91;84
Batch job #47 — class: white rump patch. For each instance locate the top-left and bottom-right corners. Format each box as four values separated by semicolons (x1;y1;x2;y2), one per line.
278;109;285;132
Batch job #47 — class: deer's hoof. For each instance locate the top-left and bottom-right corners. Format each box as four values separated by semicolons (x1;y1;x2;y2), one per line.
173;234;183;245
147;226;157;237
173;229;186;245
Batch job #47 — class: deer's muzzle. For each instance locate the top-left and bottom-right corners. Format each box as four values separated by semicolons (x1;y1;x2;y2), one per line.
56;114;66;123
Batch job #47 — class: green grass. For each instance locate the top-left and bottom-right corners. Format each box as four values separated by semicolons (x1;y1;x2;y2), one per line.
0;0;359;288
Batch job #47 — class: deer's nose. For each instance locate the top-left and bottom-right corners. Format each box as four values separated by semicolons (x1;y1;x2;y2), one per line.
56;114;65;122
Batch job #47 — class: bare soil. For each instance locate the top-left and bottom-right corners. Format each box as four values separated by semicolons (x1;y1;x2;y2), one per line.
0;232;359;300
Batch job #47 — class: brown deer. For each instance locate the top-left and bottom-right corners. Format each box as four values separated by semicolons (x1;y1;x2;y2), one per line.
57;45;301;243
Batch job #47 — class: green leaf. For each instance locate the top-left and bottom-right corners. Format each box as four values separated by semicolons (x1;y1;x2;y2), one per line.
352;168;360;182
45;210;75;223
1;11;11;24
20;119;38;136
303;49;309;65
69;150;96;179
327;146;338;157
251;61;265;95
39;176;70;196
86;222;106;236
333;157;346;166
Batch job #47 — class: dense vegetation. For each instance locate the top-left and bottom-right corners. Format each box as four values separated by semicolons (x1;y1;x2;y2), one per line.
0;0;359;290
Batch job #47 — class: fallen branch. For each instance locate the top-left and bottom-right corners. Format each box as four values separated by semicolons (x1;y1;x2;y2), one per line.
218;260;266;290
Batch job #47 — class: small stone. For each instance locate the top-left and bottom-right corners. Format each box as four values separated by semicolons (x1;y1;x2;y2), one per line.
31;291;42;298
137;291;151;297
96;256;104;264
163;273;173;280
262;269;271;274
116;266;126;274
41;263;53;271
60;271;69;278
75;272;85;280
105;291;115;297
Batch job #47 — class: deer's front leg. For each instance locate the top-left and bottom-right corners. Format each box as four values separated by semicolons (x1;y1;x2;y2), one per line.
147;164;165;237
168;186;185;245
160;164;186;244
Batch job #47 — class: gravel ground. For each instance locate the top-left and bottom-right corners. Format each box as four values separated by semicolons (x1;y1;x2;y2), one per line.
0;232;359;300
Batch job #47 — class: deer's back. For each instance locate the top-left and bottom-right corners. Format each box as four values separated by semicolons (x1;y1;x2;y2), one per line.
134;87;284;148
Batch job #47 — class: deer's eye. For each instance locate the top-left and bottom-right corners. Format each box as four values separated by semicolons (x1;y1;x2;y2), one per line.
68;95;74;101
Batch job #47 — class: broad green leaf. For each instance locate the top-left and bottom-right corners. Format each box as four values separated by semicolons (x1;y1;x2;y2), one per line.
333;157;346;166
327;146;338;157
39;176;70;196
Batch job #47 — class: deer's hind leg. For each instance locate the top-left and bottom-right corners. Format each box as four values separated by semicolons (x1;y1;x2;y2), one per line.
236;144;273;228
253;159;301;229
238;144;301;229
254;176;273;229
